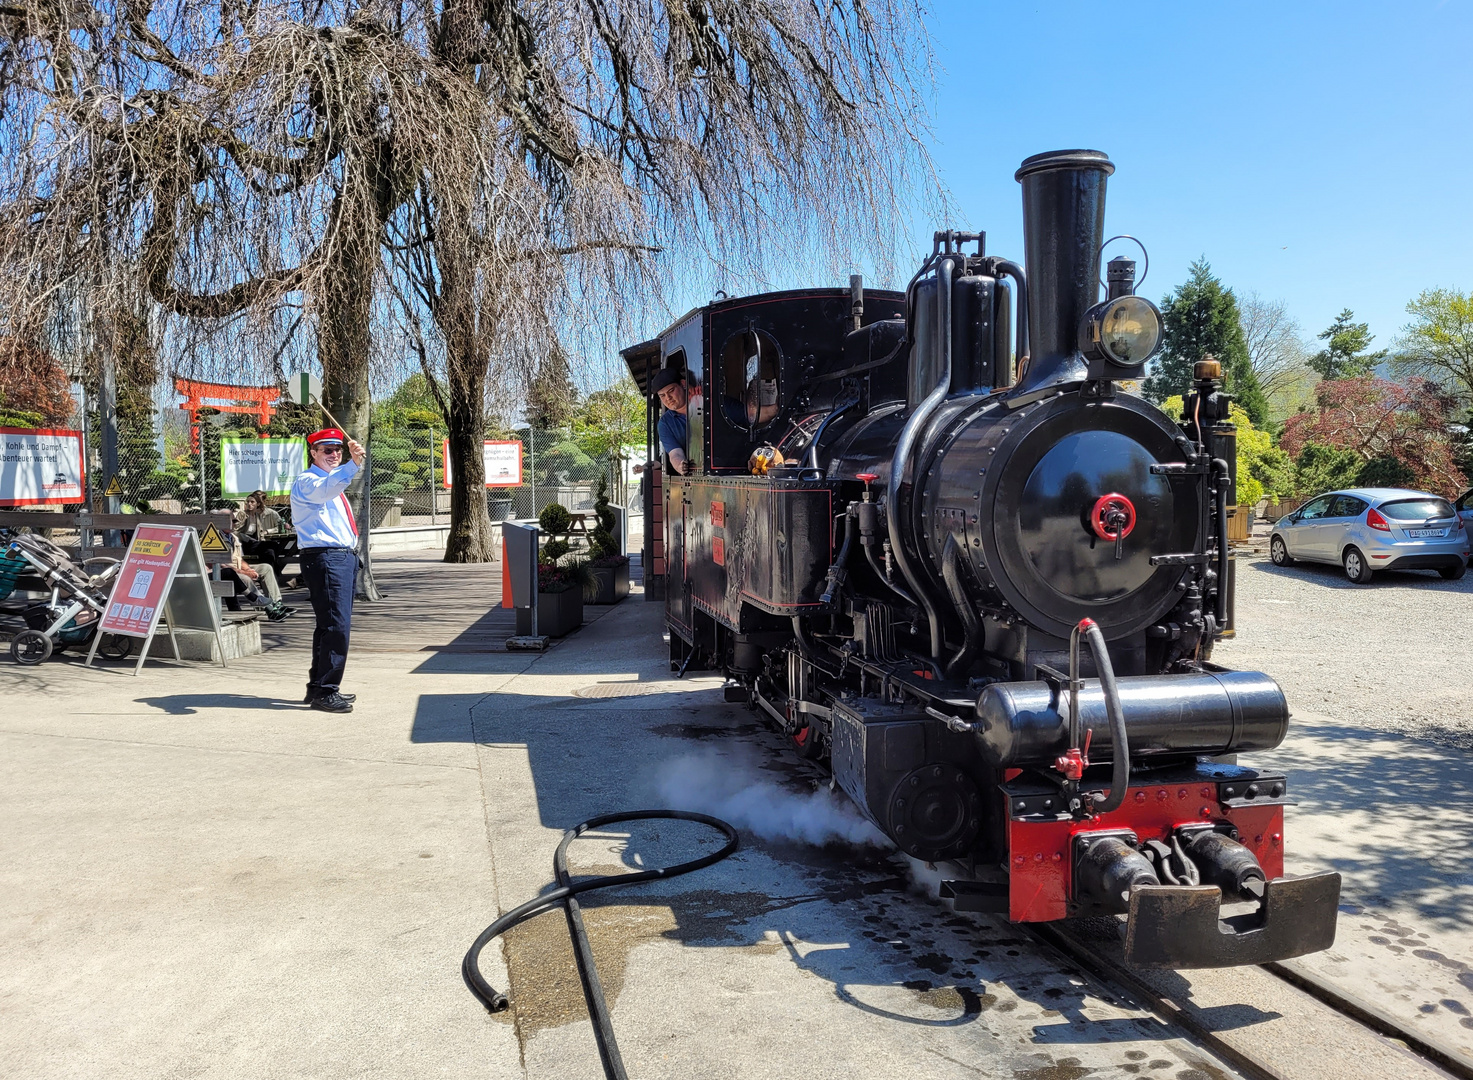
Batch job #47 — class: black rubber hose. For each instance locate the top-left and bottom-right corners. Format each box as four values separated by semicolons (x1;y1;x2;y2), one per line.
462;810;740;1080
1079;622;1130;813
819;506;857;605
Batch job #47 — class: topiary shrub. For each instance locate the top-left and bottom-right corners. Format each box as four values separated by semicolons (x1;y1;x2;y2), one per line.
587;474;625;562
541;538;571;563
538;501;571;536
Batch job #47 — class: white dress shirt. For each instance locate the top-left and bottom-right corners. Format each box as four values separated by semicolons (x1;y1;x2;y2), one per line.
291;460;361;549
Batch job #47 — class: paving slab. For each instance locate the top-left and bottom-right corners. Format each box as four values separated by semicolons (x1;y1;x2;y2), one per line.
1;551;1242;1080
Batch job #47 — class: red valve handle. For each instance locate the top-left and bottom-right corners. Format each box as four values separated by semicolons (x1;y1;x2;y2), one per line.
856;472;878;483
1090;493;1137;541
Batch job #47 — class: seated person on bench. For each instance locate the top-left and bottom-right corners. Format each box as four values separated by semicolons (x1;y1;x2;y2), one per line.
222;532;295;622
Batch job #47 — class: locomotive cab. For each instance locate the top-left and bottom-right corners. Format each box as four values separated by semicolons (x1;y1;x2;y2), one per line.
624;149;1340;970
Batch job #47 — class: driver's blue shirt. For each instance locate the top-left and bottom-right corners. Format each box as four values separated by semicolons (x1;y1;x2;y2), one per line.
658;409;687;457
291;460;361;549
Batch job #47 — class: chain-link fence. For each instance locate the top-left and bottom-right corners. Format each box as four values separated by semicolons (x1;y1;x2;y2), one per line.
13;381;640;536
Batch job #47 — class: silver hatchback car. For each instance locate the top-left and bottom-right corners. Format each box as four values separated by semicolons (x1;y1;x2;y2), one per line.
1270;487;1470;584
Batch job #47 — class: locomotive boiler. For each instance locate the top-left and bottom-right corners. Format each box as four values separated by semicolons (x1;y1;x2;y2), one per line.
624;149;1340;968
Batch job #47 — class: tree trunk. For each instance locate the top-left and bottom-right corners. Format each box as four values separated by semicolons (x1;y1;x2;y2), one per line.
440;253;497;563
444;380;496;562
432;0;499;565
319;164;383;595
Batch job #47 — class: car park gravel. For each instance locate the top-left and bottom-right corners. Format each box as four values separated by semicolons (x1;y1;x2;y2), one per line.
1216;552;1473;749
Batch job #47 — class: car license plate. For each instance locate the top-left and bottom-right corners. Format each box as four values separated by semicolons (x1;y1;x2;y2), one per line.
1407;528;1448;538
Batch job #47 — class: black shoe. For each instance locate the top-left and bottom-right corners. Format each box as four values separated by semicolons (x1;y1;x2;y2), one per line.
267;604;297;622
304;690;356;704
309;692;354;713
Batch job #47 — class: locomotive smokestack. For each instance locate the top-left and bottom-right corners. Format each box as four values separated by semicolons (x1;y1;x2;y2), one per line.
1010;149;1114;397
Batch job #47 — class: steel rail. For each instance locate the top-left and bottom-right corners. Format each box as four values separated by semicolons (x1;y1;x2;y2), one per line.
1024;921;1471;1080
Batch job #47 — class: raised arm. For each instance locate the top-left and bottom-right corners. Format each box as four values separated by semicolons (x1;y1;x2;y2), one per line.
294;460;360;504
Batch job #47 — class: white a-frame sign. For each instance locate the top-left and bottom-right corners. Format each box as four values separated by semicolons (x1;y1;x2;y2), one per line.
86;524;227;674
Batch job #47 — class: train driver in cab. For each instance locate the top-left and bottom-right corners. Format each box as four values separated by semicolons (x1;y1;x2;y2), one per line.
651;368;690;475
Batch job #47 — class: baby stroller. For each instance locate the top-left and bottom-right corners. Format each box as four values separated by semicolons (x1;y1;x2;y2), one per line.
0;532;134;665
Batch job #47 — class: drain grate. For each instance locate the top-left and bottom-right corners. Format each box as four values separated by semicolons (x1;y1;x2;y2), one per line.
573;682;665;699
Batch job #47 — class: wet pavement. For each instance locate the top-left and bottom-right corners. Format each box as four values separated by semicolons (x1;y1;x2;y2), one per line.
3;549;1466;1078
1;554;1238;1079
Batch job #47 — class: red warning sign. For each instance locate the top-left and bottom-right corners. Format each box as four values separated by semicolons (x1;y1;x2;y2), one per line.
99;525;189;638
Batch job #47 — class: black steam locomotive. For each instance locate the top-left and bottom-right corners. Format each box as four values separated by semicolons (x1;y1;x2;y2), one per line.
623;150;1339;968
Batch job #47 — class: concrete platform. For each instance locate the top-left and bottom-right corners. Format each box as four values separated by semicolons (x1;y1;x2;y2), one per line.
0;551;1244;1079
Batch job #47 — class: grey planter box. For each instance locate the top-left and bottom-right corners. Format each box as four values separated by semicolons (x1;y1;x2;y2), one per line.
589;560;629;604
369;498;403;528
488;496;514;523
516;588;584;637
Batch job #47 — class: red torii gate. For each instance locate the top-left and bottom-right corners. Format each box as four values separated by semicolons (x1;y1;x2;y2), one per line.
174;377;281;450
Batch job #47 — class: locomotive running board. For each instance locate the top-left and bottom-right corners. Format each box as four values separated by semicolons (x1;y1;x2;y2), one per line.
1122;871;1341;969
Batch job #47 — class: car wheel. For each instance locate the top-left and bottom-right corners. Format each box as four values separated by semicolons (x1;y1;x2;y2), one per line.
1343;546;1374;584
1270;536;1293;566
1440;561;1467;581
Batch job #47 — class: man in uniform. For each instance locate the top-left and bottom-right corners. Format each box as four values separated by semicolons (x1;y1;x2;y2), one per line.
291;428;366;713
651;368;690;475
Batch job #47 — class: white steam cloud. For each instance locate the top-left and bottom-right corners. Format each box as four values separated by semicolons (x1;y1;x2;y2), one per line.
652;748;890;849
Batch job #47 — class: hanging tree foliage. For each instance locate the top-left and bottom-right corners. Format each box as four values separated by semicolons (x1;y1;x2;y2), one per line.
0;0;935;563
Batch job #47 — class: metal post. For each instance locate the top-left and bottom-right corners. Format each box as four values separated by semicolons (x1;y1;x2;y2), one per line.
79;381;93;557
428;426;436;525
356;421;382;601
198;425;206;512
101;351;120;548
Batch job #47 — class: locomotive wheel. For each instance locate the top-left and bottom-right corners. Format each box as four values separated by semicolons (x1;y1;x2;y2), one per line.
1270;536;1293;566
1343;546;1374;584
10;629;53;665
792;721;826;760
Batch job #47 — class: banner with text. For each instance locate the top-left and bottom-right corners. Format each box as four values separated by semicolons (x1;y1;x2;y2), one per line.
0;427;85;507
220;435;307;499
442;440;523;488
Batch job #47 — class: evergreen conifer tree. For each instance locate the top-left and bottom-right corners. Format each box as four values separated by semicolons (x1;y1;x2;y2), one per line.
1142;259;1268;424
1309;309;1387;380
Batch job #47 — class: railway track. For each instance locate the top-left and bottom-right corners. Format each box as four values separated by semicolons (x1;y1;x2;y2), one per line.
1027;918;1473;1080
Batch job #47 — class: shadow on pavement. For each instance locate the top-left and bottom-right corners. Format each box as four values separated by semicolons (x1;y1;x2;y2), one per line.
135;693;310;715
1265;715;1473;928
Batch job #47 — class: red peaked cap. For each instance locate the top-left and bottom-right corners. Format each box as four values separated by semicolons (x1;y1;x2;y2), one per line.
307;428;347;447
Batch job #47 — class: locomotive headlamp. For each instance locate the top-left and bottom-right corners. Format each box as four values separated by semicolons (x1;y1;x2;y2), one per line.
1080;295;1162;369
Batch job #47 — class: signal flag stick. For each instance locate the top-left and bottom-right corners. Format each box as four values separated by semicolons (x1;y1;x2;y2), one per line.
312;395;348;436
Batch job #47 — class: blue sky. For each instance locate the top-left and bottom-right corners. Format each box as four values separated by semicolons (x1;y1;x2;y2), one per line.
911;0;1473;349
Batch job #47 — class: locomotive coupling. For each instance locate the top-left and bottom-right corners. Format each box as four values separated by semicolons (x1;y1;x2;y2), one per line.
1068;827;1342;968
1122;870;1342;969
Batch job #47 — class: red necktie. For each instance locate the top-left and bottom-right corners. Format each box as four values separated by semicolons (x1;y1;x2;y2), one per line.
338;494;359;537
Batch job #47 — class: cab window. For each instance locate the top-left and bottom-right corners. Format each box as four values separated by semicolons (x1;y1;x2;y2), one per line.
719;329;781;432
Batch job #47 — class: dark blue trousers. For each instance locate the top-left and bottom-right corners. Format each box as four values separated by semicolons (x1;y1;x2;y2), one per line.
301;547;357;697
